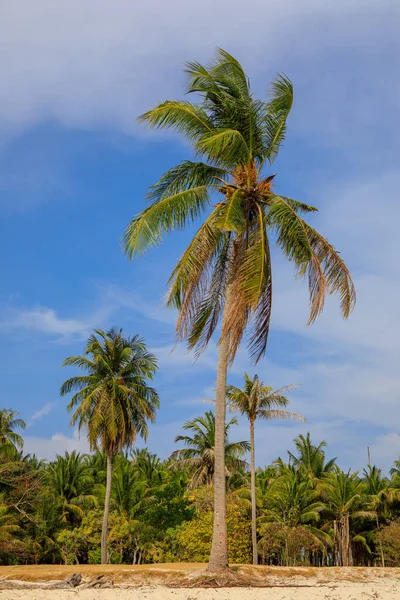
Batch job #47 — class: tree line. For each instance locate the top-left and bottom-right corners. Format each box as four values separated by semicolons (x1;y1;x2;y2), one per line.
2;390;400;567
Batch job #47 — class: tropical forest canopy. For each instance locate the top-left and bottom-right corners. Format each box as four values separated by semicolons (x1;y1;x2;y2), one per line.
2;406;400;567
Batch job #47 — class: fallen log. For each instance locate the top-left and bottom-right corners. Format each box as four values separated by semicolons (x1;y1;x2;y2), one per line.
0;572;113;591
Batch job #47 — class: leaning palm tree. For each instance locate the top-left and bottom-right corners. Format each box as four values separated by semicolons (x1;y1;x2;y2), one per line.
60;328;159;564
0;409;26;456
170;411;250;488
226;373;305;564
124;49;355;570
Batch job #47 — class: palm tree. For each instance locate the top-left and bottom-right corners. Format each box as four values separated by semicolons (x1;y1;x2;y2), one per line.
226;373;305;564
286;433;337;480
60;328;159;564
123;49;355;570
46;451;96;524
320;470;374;566
0;409;26;455
170;411;250;488
260;469;327;565
363;465;390;567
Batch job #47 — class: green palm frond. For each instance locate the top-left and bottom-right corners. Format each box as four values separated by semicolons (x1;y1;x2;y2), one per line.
124;186;210;257
262;73;294;165
196;129;250;167
268;195;313;265
138;100;213;139
278;196;318;214
146;161;228;203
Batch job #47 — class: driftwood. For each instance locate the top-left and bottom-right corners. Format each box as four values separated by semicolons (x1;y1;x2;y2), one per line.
0;572;115;590
79;575;114;589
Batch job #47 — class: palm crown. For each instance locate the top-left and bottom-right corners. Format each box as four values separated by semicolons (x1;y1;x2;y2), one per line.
226;373;304;424
60;328;159;454
0;409;26;454
170;411;250;488
124;49;355;364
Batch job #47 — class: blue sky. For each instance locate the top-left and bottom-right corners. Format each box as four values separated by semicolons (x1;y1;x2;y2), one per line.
1;0;400;472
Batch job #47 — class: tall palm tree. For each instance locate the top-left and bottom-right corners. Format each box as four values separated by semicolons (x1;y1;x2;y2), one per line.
226;373;305;564
60;328;159;564
0;409;26;455
170;411;250;488
123;49;355;570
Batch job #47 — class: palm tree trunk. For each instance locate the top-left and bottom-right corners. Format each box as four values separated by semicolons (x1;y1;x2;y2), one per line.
101;452;113;564
250;419;257;565
207;333;230;572
376;512;385;568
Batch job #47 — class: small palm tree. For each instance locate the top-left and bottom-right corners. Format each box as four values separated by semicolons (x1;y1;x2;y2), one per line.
226;373;305;564
287;433;337;480
60;328;159;563
170;411;250;489
363;465;390;567
0;409;26;456
260;469;327;565
124;49;355;571
46;451;96;524
320;470;374;566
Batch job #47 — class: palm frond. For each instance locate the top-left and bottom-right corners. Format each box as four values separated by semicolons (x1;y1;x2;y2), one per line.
262;74;294;165
123;186;210;258
138;100;213;141
196;128;250;167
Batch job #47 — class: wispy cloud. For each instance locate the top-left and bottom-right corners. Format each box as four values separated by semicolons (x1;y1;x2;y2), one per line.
0;305;111;341
28;402;54;426
101;284;176;327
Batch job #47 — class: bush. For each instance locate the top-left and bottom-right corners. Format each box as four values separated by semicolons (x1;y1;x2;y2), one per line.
258;523;322;566
378;521;400;566
175;492;251;564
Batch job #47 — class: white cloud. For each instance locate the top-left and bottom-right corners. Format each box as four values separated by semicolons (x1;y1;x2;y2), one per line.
0;305;111;341
28;402;54;426
24;430;90;460
0;0;397;143
369;433;400;468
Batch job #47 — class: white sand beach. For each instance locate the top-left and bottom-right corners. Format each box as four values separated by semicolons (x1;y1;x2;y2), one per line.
1;566;399;600
3;582;400;600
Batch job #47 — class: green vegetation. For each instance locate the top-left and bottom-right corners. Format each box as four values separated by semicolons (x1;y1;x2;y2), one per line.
2;403;400;567
60;328;159;563
123;48;355;571
226;373;305;564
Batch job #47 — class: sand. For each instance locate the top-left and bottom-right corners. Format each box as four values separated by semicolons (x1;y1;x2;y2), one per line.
2;583;400;600
1;565;399;599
